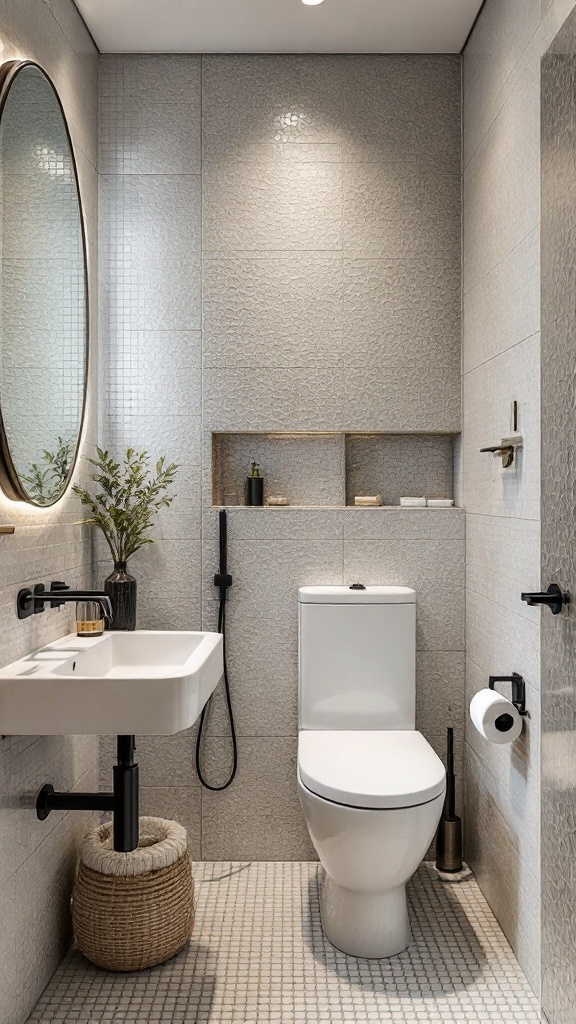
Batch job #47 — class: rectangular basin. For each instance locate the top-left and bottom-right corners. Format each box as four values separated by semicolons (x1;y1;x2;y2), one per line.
0;630;224;735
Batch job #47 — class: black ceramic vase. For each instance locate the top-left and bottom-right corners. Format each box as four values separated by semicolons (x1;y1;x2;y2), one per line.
104;561;137;631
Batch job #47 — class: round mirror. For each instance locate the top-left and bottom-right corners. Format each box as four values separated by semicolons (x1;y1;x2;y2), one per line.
0;61;88;506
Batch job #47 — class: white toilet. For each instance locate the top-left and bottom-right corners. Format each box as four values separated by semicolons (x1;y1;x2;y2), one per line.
297;585;446;959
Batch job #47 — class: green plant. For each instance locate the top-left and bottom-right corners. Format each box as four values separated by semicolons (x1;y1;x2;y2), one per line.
73;447;179;564
21;436;75;504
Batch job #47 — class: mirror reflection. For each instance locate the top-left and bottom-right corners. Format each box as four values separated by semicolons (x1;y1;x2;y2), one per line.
0;61;87;505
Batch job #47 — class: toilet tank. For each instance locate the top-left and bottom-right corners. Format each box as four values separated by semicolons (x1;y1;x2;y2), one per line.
298;585;416;731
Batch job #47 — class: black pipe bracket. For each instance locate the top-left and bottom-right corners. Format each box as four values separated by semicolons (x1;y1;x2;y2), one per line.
36;735;139;851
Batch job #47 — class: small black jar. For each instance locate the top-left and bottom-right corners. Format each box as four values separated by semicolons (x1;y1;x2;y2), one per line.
246;475;264;506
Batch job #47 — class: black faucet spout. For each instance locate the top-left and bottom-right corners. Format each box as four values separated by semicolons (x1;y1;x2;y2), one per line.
17;581;113;621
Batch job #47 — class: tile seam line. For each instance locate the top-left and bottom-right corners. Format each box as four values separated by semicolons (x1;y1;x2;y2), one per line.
463;329;541;376
462;224;539;299
465;652;541;691
462;6;542;171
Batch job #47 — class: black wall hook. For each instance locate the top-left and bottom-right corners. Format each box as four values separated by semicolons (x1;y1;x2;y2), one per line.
521;583;570;615
488;673;528;716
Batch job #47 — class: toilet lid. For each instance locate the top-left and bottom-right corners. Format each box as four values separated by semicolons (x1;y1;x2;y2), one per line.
298;730;446;810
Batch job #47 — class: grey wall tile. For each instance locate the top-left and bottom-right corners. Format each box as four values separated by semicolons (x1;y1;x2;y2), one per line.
140;787;201;862
416;651;466;812
346;434;454;506
343;257;460;369
341;506;465;541
343;166;460;259
203;253;343;369
203;366;461;434
343;539;465;651
541;15;576;1020
465;746;541;990
202;55;345;150
203;158;342;253
212;433;345;507
101;52;462;871
462;334;540;520
99;55;202;175
201;737;316;861
463;229;540;371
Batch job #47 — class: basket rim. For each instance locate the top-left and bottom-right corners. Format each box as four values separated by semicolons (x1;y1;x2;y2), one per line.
80;817;188;876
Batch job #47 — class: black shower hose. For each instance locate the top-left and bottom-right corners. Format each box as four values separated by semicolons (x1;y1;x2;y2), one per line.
195;513;238;790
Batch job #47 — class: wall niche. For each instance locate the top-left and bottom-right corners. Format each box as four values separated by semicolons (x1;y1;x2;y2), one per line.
212;432;457;508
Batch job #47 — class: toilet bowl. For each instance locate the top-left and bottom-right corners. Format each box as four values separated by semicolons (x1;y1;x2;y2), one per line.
297;585;446;958
297;730;445;958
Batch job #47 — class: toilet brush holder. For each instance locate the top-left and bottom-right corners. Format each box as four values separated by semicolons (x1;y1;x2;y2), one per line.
435;727;463;874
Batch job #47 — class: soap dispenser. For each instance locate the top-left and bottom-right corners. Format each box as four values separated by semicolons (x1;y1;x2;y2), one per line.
246;461;264;506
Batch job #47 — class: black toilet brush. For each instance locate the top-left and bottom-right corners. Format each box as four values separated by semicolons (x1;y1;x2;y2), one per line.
435;727;463;875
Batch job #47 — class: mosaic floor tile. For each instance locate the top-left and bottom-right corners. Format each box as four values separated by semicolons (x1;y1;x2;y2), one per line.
27;862;542;1023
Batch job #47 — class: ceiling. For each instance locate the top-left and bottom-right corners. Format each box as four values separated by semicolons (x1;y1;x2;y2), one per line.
73;0;484;54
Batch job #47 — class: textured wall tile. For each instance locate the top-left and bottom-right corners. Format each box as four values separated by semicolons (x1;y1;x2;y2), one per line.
140;787;201;861
343;257;460;368
106;330;201;417
201;737;316;861
466;513;541;630
462;334;540;520
106;413;202;468
343;539;465;651
202;55;345;149
203;505;345;543
99;55;201;175
212;433;344;507
463;228;540;371
346;434;454;506
341;506;465;541
340;55;461;173
465;746;541;990
463;49;540;295
203;158;342;253
541;22;576;1020
202;624;298;738
465;588;540;688
203;366;461;434
343;165;460;258
416;651;466;809
463;0;541;170
203;253;343;368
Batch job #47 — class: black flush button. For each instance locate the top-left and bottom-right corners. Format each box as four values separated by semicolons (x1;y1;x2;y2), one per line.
349;583;366;590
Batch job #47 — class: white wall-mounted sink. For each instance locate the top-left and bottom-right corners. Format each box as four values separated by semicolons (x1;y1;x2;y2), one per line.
0;630;223;735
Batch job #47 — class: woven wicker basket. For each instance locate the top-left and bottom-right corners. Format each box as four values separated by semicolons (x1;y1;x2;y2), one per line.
72;817;194;972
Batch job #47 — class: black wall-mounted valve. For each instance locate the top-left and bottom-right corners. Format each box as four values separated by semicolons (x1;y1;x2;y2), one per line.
521;583;570;616
489;673;528;717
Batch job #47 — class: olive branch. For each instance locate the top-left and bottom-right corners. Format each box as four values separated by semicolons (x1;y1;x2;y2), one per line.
73;447;179;564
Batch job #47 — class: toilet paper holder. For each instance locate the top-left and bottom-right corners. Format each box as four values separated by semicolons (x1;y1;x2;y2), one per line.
488;673;528;717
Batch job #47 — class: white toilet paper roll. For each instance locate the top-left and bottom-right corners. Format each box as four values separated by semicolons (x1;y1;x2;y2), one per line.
469;688;523;744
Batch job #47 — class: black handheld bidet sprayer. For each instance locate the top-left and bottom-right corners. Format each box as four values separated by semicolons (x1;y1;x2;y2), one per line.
195;509;238;790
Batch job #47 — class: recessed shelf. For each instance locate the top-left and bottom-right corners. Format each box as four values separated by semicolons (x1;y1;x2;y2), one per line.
211;432;457;508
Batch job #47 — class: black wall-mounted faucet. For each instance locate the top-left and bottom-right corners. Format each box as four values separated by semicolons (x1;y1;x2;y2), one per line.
17;581;113;621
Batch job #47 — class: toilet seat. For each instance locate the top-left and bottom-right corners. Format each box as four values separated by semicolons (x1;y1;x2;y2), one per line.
298;730;446;810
